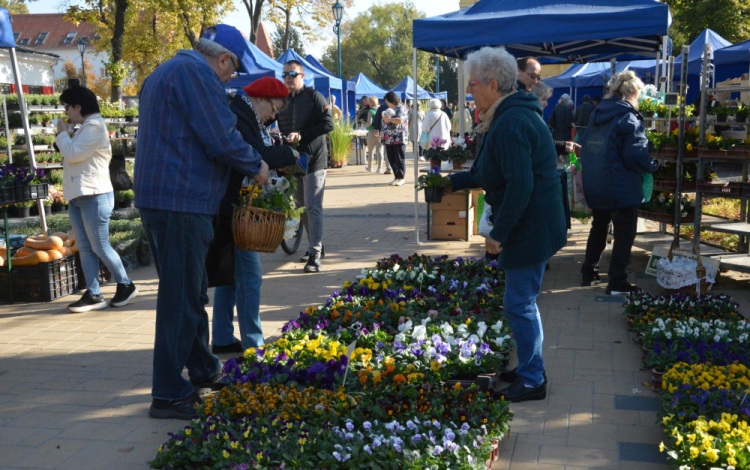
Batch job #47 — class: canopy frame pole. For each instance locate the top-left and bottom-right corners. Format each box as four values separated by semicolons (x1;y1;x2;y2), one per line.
698;44;712;146
661;36;669;83
654;43;661;87
458;59;465;138
412;47;420;245
674;45;689;249
667;56;675;93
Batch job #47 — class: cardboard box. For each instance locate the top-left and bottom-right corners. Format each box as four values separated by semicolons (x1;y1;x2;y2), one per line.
431;209;469;225
471;190;484;236
430;191;473;211
430;207;474;241
430;222;469;241
715;74;749;102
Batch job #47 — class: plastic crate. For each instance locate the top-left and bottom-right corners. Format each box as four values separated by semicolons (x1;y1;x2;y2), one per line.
697;181;744;196
74;253;112;289
14;183;48;202
0;186;14;205
0;255;78;302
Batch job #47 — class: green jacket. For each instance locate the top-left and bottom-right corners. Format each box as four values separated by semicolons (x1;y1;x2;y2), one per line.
449;91;567;269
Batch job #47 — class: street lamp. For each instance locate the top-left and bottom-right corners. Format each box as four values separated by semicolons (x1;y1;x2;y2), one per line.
77;38;87;88
332;1;344;78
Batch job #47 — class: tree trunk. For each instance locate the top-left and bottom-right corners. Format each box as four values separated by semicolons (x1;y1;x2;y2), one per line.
282;8;291;51
242;0;265;44
110;0;128;102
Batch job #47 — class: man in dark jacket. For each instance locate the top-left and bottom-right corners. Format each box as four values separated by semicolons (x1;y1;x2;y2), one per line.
579;90;658;295
277;60;334;273
573;95;594;133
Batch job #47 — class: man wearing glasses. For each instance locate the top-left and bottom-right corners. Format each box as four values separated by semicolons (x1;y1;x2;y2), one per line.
135;24;269;420
517;57;542;92
277;60;334;273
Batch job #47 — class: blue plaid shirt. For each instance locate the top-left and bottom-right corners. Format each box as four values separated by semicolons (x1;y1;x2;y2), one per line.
134;50;263;215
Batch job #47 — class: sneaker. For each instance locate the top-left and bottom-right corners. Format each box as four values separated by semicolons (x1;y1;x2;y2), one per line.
109;282;138;307
211;338;243;355
606;281;636;296
67;291;108;313
419;157;426;162
365;166;372;172
377;169;385;174
494;378;546;403
304;252;321;273
190;371;228;392
300;245;325;262
388;179;398;186
499;368;547;385
581;273;602;286
149;391;202;420
384;169;392;175
394;179;405;186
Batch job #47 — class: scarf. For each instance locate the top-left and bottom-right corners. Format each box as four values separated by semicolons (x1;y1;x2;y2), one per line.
475;94;508;135
242;96;273;147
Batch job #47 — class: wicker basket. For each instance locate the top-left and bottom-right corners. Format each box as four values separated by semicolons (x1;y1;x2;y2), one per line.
659;235;709;295
232;185;286;253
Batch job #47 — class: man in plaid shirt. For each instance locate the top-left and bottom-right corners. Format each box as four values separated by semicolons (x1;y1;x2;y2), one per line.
134;24;269;420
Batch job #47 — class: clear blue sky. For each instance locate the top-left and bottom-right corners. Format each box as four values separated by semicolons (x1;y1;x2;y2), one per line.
27;0;458;57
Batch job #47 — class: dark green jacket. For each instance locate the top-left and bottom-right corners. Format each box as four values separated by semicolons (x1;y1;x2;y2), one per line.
449;91;567;270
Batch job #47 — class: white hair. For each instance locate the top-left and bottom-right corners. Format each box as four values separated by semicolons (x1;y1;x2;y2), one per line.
610;71;644;99
194;36;238;62
465;46;518;94
559;94;572;105
428;98;442;110
531;81;553;101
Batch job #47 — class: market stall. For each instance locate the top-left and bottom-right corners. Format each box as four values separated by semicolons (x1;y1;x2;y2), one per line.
351;72;388;99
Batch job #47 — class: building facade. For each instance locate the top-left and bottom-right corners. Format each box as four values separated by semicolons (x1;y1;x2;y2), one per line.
0;47;59;94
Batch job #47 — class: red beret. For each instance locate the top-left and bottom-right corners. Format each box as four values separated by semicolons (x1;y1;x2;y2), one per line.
243;77;289;99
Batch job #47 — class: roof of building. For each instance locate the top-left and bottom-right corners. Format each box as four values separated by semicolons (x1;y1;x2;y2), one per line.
15;46;60;59
256;22;274;59
10;13;99;50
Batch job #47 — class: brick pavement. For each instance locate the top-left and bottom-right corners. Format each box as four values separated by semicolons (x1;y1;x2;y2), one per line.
1;156;750;469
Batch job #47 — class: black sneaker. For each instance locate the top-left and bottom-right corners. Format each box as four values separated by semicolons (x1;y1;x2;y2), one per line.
494;378;546;403
499;368;547;385
67;291;108;313
300;245;325;262
190;371;227;392
304;253;322;273
581;273;602;286
109;282;138;307
606;282;636;296
211;338;243;355
149;391;202;420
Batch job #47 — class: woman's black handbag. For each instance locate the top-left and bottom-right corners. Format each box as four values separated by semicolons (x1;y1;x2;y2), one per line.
206;215;235;287
109;155;133;191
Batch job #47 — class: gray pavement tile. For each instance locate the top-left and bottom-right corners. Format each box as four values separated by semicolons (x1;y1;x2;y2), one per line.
618;442;668;463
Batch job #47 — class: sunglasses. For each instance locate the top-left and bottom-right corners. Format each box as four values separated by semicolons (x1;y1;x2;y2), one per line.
282;71;302;79
229;57;240;79
524;71;542;81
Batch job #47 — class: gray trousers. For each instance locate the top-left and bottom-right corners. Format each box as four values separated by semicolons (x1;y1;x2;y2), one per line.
365;130;390;172
295;169;326;255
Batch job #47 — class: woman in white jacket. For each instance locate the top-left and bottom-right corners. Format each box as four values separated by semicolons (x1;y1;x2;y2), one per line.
55;86;137;313
420;99;451;149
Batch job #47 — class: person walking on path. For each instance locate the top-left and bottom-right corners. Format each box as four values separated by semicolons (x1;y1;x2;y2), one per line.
277;59;334;273
134;24;269;420
56;86;138;313
381;91;409;186
209;77;298;354
445;46;566;403
580;71;658;295
574;95;594;133
517;57;542;92
371;96;393;175
421;99;451;150
409;101;425;159
440;99;453;122
549;93;574;158
363;97;380;172
532;82;580;156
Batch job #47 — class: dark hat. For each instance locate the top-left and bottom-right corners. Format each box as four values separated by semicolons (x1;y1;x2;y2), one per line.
243;77;289;99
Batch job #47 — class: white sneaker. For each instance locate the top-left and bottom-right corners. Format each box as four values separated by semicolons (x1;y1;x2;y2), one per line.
394;179;405;186
388;179;398;186
365;166;371;172
378;169;385;174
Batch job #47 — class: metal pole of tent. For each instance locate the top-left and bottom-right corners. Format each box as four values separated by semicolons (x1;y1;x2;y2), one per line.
695;43;712;246
654;44;661;88
661;36;669;83
674;45;689;249
459;60;465;138
667;57;675;93
412;48;420;245
610;58;616;84
2;97;10;163
9;48;46;238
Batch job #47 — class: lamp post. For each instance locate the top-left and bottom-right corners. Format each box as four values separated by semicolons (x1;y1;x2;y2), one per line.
77;38;87;88
332;1;343;78
435;56;440;93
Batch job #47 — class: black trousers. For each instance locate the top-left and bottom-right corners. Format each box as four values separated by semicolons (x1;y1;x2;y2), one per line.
385;144;406;179
581;206;639;285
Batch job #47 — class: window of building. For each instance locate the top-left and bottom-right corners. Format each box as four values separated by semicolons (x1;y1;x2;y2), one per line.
35;32;48;45
63;32;77;45
19;38;29;45
12;32;19;42
27;86;42;94
0;84;11;94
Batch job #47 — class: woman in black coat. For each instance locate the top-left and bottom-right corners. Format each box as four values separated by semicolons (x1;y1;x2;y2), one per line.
208;77;298;354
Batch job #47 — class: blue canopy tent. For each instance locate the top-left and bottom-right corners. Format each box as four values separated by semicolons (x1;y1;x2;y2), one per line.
430;91;448;99
390;76;433;100
714;39;750;92
351;72;388;99
277;49;343;110
227;39;313;90
305;55;336;76
305;54;358;120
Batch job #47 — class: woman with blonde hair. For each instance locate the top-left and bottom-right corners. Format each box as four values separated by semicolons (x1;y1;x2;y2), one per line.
579;70;657;295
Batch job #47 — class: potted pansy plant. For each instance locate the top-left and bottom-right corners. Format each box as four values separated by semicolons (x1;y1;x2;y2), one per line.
416;165;450;203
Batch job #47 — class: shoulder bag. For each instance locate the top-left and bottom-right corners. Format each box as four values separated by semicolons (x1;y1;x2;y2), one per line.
419;111;445;148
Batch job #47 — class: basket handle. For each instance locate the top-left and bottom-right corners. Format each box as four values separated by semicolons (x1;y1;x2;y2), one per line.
667;234;704;268
244;184;256;207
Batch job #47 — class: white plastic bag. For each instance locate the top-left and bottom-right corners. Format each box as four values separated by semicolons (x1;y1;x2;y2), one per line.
478;202;493;237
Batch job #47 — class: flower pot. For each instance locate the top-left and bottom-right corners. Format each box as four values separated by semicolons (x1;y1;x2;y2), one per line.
716;114;727;123
430;158;442;168
641;346;650;365
737;112;748;123
424;186;444;203
452;161;464;170
642;111;655;118
651;369;665;390
51;203;63;213
30;205;38;216
15;206;29;218
330;161;347;168
118;200;132;209
485;440;500;470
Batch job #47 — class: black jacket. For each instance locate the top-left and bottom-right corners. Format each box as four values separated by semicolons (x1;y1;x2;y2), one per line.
277;86;334;172
371;103;389;131
574;102;594;128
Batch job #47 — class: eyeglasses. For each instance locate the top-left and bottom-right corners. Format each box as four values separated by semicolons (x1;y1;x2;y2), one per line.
282;71;302;79
269;100;280;114
229;57;240;79
467;79;489;90
524;71;542;81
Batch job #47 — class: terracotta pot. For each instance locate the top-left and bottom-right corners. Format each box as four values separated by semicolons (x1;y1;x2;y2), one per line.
452;161;464;170
652;369;665;390
430;158;442;169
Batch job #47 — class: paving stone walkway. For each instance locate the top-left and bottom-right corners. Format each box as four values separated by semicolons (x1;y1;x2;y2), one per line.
2;157;750;469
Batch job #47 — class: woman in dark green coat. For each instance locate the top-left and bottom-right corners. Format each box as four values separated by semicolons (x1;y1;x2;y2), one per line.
446;46;567;404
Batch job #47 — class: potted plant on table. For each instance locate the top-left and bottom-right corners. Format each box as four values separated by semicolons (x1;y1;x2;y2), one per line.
42;195;52;216
329;121;352;168
423;137;449;169
447;137;472;170
416;165;449;203
51;190;67;212
638;98;659;118
13;199;34;218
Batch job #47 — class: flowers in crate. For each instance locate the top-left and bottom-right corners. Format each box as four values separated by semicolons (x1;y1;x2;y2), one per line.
416;165;448;190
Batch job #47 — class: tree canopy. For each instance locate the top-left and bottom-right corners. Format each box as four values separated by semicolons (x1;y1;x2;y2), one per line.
272;25;305;57
666;0;750;49
0;0;28;14
320;2;434;90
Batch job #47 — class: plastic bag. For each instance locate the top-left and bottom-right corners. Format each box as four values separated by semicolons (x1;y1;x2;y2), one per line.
478;200;493;238
566;156;591;224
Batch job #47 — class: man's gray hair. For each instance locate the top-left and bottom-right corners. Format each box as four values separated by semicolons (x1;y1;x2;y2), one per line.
465;47;518;94
531;81;553;101
194;30;238;62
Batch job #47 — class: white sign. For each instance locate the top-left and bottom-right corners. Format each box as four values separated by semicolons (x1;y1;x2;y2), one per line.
646;245;720;286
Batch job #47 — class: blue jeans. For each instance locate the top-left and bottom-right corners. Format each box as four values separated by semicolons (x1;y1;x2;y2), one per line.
68;192;130;294
212;247;265;349
139;208;222;401
504;261;547;387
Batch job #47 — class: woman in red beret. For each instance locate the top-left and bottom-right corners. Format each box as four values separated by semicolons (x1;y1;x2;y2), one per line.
208;76;299;354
